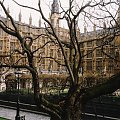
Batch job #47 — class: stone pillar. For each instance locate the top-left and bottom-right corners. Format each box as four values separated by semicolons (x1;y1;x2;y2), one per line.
114;49;120;74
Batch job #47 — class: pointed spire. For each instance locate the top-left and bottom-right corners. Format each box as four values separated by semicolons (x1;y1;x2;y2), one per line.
7;6;10;14
117;5;120;25
6;6;10;18
51;0;59;14
29;14;32;25
84;25;87;33
19;10;22;22
93;23;96;32
103;21;106;29
39;17;41;27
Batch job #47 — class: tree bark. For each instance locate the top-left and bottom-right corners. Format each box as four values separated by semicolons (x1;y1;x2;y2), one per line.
61;104;83;120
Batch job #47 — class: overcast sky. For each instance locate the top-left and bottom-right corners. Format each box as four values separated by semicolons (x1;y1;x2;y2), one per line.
0;0;69;26
0;0;89;29
1;0;49;26
0;0;119;32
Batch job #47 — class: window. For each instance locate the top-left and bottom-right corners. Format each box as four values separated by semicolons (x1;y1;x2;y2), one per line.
0;28;3;36
41;59;45;69
57;63;60;71
87;50;92;58
49;60;53;70
108;59;114;73
96;49;102;57
96;40;102;46
50;60;53;66
41;48;45;55
50;49;53;57
10;42;15;51
81;50;84;57
96;60;102;71
87;41;92;47
109;48;115;57
80;43;84;48
0;41;3;50
42;39;45;45
57;50;61;58
86;60;92;70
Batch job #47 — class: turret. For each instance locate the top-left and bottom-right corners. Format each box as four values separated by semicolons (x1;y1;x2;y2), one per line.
6;6;10;18
18;11;22;22
29;14;32;25
50;0;60;28
103;21;106;29
93;24;96;32
39;17;41;27
117;5;120;25
84;25;87;33
51;0;59;14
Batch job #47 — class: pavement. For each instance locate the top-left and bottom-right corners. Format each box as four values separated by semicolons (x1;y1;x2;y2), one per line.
0;106;50;120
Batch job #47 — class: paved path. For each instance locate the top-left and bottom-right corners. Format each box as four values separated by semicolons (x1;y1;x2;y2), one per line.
0;106;50;120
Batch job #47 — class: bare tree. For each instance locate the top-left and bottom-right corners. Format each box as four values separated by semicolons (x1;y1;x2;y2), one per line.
0;0;120;120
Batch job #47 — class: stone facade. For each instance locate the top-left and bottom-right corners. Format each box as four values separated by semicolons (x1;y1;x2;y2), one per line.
0;0;120;79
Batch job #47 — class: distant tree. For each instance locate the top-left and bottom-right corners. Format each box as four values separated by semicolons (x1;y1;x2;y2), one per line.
0;0;120;120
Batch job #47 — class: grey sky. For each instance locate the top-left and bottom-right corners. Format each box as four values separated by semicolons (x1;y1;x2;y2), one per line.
0;0;69;26
0;0;118;32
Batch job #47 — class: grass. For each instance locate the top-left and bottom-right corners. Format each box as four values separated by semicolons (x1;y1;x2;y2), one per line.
0;117;8;120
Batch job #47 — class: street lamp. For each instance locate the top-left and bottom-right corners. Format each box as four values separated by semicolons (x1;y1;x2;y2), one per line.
14;68;23;120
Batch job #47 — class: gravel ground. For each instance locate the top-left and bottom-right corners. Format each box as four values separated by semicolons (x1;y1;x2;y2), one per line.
0;106;50;120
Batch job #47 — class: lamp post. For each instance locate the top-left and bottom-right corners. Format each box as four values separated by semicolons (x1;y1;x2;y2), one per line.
15;68;23;120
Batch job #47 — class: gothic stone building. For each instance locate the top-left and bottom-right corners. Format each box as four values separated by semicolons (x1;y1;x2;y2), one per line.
0;0;120;79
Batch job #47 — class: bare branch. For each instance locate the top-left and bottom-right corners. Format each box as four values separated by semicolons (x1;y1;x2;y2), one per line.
12;0;40;12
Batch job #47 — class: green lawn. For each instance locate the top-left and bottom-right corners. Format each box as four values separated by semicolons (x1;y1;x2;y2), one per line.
0;117;8;120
